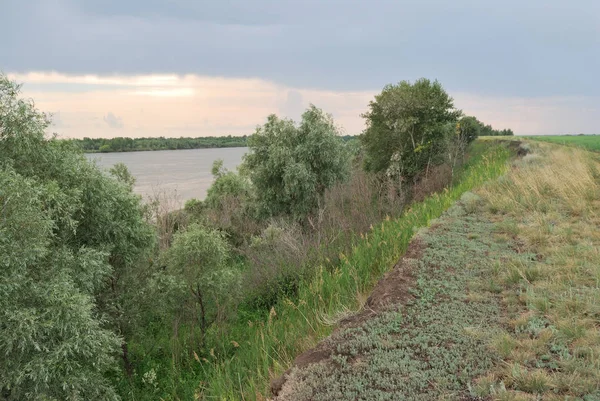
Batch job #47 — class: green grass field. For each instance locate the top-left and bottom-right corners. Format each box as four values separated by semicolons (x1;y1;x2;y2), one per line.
527;135;600;152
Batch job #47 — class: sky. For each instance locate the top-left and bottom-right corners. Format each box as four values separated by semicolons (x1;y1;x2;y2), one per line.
2;0;599;138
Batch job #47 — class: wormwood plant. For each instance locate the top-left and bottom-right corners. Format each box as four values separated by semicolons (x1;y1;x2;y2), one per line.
275;201;533;400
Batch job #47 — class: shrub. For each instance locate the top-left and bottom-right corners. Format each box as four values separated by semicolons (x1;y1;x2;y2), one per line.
361;78;460;180
163;224;240;334
240;221;310;309
0;74;154;399
184;197;205;216
243;105;350;220
205;159;252;210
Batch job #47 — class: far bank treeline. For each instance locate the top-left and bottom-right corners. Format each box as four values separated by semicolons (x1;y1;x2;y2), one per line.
67;120;510;154
70;134;358;153
72;135;249;152
1;75;514;401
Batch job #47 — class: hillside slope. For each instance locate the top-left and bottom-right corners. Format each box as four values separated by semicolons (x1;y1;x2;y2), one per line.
273;142;600;400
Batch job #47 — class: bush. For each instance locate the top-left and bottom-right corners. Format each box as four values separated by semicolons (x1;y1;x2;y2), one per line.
163;224;240;334
243;105;350;220
205;159;252;210
361;78;460;180
0;74;153;399
184;197;205;216
240;221;311;309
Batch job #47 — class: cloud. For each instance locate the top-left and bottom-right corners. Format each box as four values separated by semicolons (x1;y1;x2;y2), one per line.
12;72;600;139
103;112;124;129
1;0;598;98
453;93;600;136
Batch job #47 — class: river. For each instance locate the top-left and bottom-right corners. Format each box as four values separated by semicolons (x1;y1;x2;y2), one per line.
87;147;248;206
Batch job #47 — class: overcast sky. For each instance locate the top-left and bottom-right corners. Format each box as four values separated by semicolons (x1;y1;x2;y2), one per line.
2;0;599;138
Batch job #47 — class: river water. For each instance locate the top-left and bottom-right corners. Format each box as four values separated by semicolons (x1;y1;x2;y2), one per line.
87;147;247;206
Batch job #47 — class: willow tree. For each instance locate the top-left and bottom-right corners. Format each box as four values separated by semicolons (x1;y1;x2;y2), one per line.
0;75;153;399
361;79;460;180
243;105;349;220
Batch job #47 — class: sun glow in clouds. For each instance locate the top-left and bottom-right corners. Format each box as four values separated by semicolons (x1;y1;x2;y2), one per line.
8;72;599;139
9;72;374;139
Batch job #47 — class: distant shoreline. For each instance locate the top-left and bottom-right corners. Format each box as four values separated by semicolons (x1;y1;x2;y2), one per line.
65;136;249;153
83;144;248;154
69;134;356;154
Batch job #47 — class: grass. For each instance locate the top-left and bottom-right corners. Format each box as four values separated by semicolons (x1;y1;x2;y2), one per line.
527;135;600;152
193;141;513;399
275;196;531;400
270;140;600;400
473;142;600;399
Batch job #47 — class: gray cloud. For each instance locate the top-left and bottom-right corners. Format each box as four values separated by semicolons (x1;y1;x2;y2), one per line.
1;0;599;99
103;112;124;129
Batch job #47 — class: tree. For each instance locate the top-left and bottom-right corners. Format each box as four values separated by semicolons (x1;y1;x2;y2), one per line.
109;162;136;190
243;105;350;220
1;77;124;400
99;143;112;152
478;122;514;136
456;116;482;145
361;79;460;180
205;159;252;210
162;224;238;337
0;74;154;398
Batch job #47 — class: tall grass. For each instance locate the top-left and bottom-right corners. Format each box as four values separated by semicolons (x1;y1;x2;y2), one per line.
197;142;512;400
473;142;600;399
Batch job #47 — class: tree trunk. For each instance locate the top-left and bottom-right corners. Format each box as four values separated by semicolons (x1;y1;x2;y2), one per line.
121;341;133;377
195;284;207;337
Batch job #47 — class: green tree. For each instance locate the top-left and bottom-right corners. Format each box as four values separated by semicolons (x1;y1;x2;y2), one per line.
0;169;122;401
361;79;460;179
1;77;122;400
243;105;349;220
99;143;112;152
162;224;238;337
205;159;252;210
0;74;154;397
109;162;136;190
456;116;482;145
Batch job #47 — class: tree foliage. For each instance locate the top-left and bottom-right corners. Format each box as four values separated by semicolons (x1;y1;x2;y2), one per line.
0;74;153;400
204;159;252;210
459;115;514;138
109;162;136;190
243;105;349;220
162;224;239;335
361;79;460;179
456;116;481;145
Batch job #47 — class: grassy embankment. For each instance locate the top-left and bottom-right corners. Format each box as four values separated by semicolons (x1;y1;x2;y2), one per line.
196;140;513;399
273;141;600;400
527;135;600;152
473;142;600;399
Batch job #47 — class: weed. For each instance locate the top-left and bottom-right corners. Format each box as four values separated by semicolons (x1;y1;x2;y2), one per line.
475;142;600;399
